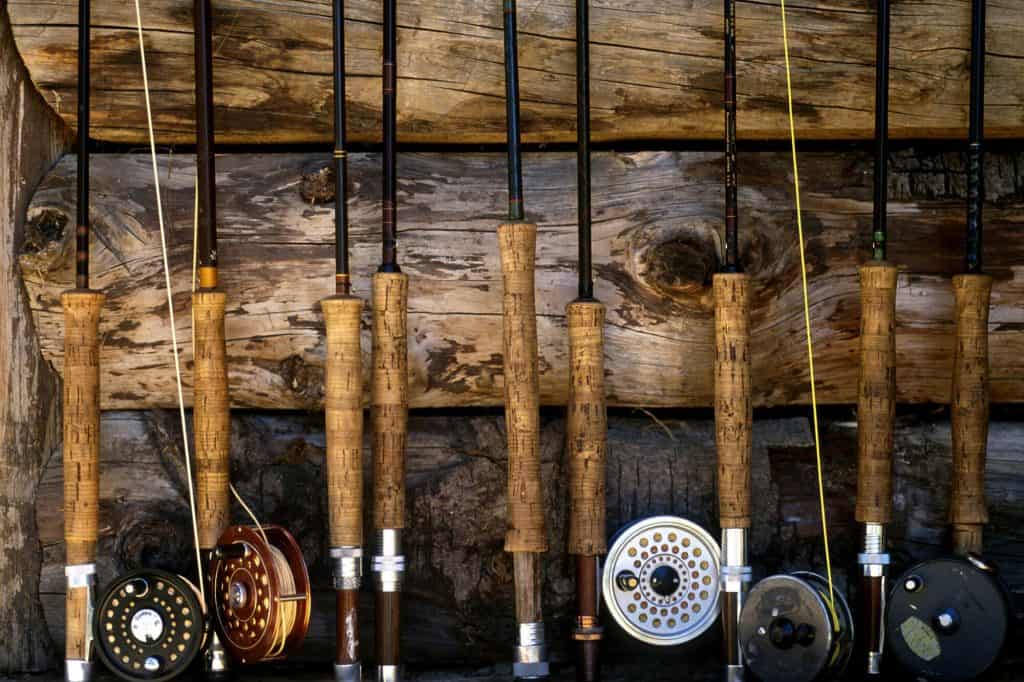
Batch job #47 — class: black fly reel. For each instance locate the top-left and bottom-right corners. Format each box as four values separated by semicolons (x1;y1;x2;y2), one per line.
94;569;206;681
738;572;854;682
885;555;1011;681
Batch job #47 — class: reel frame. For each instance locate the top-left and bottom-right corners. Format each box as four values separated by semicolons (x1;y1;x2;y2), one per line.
210;524;311;664
601;515;722;647
93;569;206;682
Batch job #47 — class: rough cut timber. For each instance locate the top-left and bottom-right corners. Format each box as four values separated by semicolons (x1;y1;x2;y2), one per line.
19;150;1024;410
33;410;1024;667
0;4;68;674
7;0;1024;144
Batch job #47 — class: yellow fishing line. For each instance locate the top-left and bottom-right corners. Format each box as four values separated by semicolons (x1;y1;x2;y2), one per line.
778;0;837;614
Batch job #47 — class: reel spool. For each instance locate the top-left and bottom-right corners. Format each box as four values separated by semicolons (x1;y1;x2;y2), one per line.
738;572;854;682
210;525;311;664
885;555;1010;681
94;570;205;681
602;515;721;646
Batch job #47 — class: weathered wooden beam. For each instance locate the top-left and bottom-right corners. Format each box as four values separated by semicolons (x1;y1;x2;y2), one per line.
19;150;1024;410
0;4;69;674
34;410;1024;666
8;0;1024;145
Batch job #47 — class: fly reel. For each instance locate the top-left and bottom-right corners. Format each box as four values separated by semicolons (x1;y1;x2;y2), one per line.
885;555;1010;681
738;572;854;682
209;525;311;664
602;516;722;646
94;570;206;681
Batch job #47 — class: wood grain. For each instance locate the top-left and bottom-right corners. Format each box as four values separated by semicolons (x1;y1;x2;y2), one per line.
0;4;68;672
855;263;897;525
7;0;1024;144
18;150;1024;410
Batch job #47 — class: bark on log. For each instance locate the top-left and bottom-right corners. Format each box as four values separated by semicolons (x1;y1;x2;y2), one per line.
0;4;69;674
7;0;1024;145
33;409;1024;667
18;150;1024;410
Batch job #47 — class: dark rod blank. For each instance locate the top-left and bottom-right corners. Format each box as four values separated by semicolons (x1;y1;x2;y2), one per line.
333;0;351;294
380;0;400;273
966;0;985;274
504;0;525;222
194;0;217;276
723;0;739;273
576;0;593;300
76;0;91;290
872;0;890;262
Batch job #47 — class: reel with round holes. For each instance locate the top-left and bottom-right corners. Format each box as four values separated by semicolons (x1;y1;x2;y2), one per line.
93;569;206;681
601;515;722;646
738;572;854;682
209;524;311;664
885;555;1010;682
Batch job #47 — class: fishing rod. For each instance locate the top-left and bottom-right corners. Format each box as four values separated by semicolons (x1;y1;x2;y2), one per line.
566;1;605;680
322;0;366;680
371;0;409;678
189;0;311;670
62;1;104;678
715;1;751;680
736;4;855;679
885;3;1011;678
497;2;549;679
855;0;897;676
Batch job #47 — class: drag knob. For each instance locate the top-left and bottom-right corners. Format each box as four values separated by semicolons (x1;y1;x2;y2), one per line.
615;571;639;591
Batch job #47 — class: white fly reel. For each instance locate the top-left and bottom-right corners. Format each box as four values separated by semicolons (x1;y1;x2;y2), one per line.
602;515;722;646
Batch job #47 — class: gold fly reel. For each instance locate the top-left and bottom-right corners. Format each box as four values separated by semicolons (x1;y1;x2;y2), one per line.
209;525;311;664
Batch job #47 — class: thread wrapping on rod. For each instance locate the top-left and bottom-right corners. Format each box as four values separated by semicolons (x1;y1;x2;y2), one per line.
381;0;400;273
76;0;91;290
724;0;739;273
504;0;525;223
872;0;890;262
194;0;217;277
576;0;593;300
333;0;351;294
966;0;985;274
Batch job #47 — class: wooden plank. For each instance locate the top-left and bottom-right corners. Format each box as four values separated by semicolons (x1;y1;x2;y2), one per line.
18;150;1024;410
34;410;1024;667
0;4;69;674
7;0;1024;145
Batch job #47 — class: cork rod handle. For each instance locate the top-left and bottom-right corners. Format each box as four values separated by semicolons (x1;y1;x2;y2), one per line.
566;299;607;556
855;263;898;524
372;272;409;530
950;273;992;556
323;295;365;547
713;273;752;528
193;291;231;550
499;223;547;554
62;290;104;662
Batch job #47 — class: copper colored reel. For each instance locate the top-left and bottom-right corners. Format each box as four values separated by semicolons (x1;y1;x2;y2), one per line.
209;525;311;664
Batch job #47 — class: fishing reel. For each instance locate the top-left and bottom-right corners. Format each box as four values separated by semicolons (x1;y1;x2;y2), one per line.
738;572;854;682
885;555;1010;681
93;570;206;681
209;525;311;664
602;516;722;646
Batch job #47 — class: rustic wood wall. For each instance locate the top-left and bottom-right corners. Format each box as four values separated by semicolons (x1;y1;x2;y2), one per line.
19;149;1024;410
33;408;1024;670
0;3;68;674
7;0;1024;144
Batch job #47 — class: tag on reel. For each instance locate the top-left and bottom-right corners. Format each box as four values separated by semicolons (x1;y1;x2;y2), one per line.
93;570;206;681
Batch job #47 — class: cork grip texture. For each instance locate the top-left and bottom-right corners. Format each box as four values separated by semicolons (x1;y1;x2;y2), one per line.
372;273;409;530
566;300;607;556
713;274;752;529
855;263;898;524
499;223;547;554
62;291;103;664
323;296;365;547
950;273;992;554
193;291;230;549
